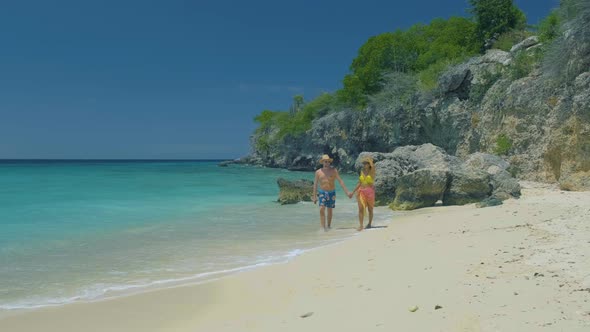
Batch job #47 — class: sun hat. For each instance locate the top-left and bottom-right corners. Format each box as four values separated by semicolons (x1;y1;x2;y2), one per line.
318;154;333;164
361;156;374;168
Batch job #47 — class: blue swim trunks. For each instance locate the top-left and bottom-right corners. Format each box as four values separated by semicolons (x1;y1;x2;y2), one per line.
317;189;336;208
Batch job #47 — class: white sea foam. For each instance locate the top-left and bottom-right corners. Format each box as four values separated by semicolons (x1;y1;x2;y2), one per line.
0;246;322;311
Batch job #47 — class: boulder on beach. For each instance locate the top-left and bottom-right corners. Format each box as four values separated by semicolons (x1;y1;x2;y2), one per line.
443;168;492;206
390;169;449;210
354;143;521;210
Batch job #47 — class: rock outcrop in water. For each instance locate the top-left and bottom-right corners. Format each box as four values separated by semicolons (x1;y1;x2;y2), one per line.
276;178;314;205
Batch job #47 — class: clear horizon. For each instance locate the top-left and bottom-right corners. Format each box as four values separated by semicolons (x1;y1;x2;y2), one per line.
0;0;559;159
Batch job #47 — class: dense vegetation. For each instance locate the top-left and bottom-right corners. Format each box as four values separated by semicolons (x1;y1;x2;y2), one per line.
253;0;578;157
468;0;526;49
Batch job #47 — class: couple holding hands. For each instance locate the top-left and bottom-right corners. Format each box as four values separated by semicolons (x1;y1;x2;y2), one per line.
312;154;375;232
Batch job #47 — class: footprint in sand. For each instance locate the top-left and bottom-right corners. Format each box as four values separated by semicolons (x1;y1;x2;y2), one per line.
455;315;482;331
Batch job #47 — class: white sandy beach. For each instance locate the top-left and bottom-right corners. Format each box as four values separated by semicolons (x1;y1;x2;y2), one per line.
1;181;589;332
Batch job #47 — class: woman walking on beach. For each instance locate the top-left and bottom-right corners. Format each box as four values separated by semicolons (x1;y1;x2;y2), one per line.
349;157;376;231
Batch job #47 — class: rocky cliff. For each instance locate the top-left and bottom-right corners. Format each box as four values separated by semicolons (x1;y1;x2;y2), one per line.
246;25;590;191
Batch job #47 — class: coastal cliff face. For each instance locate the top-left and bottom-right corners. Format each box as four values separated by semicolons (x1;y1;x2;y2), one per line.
247;23;590;190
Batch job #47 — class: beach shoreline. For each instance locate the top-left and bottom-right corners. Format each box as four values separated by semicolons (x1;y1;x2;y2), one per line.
0;161;377;315
0;203;396;317
1;182;589;331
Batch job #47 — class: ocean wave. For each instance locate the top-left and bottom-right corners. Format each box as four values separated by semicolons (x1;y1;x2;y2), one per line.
0;248;311;311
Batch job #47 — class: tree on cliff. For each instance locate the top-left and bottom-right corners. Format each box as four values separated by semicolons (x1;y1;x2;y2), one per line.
339;17;478;109
289;95;304;115
468;0;527;49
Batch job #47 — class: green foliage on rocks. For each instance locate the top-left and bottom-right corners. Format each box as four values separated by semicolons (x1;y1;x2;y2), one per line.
509;46;545;80
250;0;586;173
494;133;513;155
338;16;479;108
469;69;503;103
253;110;289;153
368;72;419;110
252;93;339;153
538;9;561;42
492;30;531;51
468;0;527;49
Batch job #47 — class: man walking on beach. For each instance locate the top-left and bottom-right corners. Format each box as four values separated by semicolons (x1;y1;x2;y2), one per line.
313;154;351;231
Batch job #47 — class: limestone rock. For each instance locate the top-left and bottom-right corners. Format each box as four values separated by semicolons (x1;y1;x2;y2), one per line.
373;156;415;206
478;49;512;66
443;168;492;206
463;153;521;199
390;169;449;210
464;153;510;172
560;171;590;191
510;36;540;53
244;27;590;193
288;155;315;171
490;170;522;199
476;196;503;208
355;145;519;209
359;144;453;206
277;178;313;205
439;64;471;94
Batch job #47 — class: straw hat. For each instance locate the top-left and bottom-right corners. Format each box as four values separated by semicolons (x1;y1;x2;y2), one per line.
318;154;333;164
361;156;374;168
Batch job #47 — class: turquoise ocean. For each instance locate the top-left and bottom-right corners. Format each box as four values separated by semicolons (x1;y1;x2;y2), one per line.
0;160;393;311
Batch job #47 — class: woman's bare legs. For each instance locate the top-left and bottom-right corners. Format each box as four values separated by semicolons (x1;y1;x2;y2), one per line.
356;195;364;231
366;202;374;228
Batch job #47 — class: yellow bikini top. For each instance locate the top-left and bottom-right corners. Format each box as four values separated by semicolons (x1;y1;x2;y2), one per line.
359;172;374;185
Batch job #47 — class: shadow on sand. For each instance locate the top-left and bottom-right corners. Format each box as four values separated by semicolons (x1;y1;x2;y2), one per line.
334;226;388;230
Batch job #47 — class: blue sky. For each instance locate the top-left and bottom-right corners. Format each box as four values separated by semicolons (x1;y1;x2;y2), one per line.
0;0;558;159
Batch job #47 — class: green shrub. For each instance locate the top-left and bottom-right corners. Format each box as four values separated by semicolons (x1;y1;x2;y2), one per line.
509;46;544;79
369;72;418;109
338;74;367;109
279;93;335;137
418;60;455;92
253;93;338;148
253;110;289;153
492;30;531;51
494;133;513;155
340;16;479;108
469;0;527;50
538;9;560;42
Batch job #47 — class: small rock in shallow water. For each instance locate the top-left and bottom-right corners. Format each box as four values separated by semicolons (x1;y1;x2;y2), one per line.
300;312;314;318
435;305;443;310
